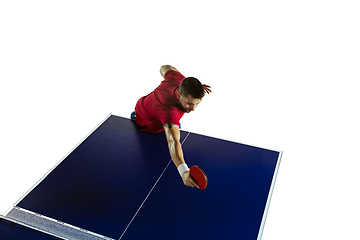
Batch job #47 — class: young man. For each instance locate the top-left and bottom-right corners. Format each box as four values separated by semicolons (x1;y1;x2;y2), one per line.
132;65;211;188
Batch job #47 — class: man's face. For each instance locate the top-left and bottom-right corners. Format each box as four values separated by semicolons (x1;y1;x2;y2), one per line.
177;92;202;113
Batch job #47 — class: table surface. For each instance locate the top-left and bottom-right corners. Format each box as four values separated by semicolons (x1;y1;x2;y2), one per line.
3;114;282;240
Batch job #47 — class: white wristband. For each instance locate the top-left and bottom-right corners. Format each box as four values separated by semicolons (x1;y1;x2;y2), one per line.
177;163;190;177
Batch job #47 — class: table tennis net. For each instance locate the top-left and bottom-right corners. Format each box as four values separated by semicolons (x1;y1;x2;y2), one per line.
5;206;114;240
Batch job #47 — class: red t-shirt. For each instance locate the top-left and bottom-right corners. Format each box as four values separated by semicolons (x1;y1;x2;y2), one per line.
135;70;186;133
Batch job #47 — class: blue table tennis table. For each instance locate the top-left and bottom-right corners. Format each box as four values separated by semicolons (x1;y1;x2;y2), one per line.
1;114;282;240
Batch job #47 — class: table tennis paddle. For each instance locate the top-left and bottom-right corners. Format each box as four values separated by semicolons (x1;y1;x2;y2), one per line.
190;165;208;190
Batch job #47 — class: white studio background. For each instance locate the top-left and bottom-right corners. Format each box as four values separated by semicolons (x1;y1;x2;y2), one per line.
1;1;359;239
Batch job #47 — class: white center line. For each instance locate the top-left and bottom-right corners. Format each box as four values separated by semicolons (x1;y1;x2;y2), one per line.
118;132;191;240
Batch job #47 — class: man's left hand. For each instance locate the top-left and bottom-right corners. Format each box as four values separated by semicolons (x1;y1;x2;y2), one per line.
182;171;200;189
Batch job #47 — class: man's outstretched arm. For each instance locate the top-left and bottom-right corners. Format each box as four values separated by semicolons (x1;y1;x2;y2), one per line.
164;123;199;188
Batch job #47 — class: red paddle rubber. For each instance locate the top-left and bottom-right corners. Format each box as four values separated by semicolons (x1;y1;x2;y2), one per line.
190;166;208;190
